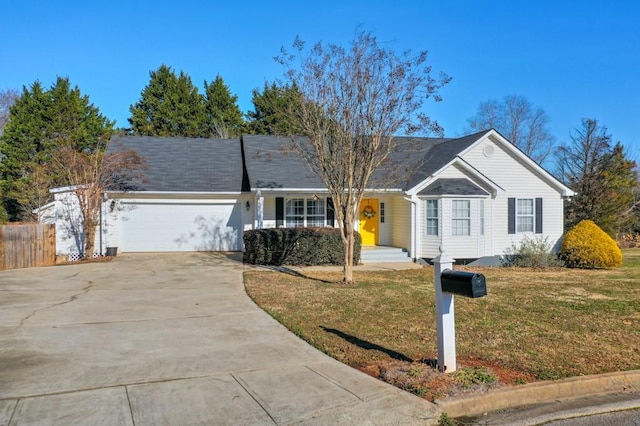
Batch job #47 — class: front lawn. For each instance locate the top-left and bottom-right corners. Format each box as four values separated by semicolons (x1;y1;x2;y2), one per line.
244;249;640;399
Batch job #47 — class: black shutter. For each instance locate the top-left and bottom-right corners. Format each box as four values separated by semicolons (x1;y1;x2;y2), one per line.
508;198;516;234
535;198;543;234
327;197;335;227
276;197;284;227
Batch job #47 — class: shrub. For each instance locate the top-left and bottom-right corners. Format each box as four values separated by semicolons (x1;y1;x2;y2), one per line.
502;235;564;268
561;220;623;269
243;227;361;266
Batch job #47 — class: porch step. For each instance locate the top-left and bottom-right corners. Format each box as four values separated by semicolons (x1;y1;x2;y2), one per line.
360;246;412;263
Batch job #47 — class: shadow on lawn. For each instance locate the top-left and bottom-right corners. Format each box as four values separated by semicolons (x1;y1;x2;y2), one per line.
263;266;333;283
320;326;413;362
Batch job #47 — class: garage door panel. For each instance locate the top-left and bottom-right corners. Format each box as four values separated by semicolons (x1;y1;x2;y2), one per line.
120;202;242;252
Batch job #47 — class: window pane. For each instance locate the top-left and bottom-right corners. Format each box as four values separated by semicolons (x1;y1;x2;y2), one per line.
452;200;470;218
452;200;470;236
517;217;534;232
286;199;304;227
517;198;534;232
426;200;438;217
306;199;325;227
426;200;438;236
517;199;534;215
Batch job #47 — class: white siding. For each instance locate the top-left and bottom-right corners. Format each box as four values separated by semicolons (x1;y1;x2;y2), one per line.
461;136;566;254
46;191;109;256
261;198;277;228
390;197;411;250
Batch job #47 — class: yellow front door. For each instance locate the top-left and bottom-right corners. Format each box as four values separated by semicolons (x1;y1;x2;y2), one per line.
359;199;379;246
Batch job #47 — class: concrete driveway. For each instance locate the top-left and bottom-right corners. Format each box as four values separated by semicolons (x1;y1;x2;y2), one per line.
0;253;439;425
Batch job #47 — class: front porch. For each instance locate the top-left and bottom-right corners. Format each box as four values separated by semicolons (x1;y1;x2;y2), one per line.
360;246;413;263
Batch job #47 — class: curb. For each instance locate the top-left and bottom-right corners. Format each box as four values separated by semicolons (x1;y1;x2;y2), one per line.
435;369;640;418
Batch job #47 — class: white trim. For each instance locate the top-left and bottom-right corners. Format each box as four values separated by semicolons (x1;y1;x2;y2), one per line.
407;157;504;197
108;191;246;196
403;195;420;260
50;184;89;194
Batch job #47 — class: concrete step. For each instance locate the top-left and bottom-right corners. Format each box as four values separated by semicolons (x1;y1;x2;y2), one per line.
360;246;412;263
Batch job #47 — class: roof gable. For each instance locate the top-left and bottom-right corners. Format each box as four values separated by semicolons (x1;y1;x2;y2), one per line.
401;130;492;190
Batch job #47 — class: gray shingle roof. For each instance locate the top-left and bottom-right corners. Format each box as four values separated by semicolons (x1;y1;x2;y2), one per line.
107;130;492;193
107;136;246;192
242;134;325;190
418;178;490;196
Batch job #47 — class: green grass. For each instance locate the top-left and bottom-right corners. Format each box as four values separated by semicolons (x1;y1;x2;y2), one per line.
244;249;640;381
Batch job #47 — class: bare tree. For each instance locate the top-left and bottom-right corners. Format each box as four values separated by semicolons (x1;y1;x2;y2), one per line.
556;118;639;234
51;142;144;256
0;88;19;135
15;162;54;222
276;32;450;283
467;95;554;164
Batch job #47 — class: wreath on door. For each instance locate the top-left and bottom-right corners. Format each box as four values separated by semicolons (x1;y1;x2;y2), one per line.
362;205;376;219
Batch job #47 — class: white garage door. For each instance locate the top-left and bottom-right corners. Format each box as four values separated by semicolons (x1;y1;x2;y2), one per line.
120;202;242;252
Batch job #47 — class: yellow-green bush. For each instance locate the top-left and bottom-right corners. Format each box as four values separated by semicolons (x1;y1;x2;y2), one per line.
561;220;622;268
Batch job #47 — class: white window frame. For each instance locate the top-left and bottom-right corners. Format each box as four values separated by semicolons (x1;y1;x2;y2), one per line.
479;200;485;236
425;199;439;236
451;199;471;236
286;197;326;228
517;198;534;233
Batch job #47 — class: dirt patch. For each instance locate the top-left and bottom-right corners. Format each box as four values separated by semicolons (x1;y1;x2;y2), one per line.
353;357;537;402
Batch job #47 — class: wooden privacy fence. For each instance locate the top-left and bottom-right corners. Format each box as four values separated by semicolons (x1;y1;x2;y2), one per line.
0;224;56;270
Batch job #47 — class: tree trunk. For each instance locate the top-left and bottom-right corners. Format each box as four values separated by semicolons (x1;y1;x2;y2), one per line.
84;222;95;258
343;220;354;283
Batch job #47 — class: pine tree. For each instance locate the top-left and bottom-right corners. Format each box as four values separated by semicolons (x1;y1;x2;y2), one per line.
128;65;205;137
246;82;302;135
0;77;113;221
557;118;639;235
203;76;245;138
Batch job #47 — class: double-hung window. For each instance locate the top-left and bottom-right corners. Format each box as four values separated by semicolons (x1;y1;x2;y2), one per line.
306;198;325;227
426;200;439;236
285;199;305;227
451;200;471;236
517;198;534;232
286;198;325;227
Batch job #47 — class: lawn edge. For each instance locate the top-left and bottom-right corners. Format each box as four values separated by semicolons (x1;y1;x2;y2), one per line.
435;368;640;418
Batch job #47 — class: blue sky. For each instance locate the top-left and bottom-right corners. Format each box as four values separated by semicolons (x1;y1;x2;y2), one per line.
2;0;638;159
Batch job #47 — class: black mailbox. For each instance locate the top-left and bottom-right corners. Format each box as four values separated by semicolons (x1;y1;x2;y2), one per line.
440;270;487;298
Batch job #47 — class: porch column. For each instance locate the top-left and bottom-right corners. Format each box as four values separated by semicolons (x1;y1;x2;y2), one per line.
256;190;264;229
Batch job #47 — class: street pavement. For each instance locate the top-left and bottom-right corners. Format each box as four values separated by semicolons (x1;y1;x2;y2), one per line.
0;253;440;425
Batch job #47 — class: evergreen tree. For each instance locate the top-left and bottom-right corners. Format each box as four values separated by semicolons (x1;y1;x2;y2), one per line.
128;65;205;137
557;118;639;235
246;82;302;135
203;75;245;138
0;77;113;221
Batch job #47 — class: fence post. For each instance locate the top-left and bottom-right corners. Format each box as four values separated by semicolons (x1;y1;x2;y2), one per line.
432;246;457;372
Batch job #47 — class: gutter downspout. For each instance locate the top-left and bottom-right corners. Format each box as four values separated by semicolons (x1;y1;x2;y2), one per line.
403;195;420;261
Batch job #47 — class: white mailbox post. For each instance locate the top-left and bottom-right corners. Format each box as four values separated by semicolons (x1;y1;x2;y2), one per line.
432;247;457;373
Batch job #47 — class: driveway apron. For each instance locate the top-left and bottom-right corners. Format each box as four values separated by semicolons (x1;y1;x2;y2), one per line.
0;253;439;425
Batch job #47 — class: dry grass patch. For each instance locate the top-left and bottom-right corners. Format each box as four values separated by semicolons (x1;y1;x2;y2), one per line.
244;249;640;399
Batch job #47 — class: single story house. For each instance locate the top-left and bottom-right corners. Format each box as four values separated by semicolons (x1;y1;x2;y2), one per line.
42;129;574;262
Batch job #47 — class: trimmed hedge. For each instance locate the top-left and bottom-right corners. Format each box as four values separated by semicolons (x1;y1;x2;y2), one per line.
243;228;361;266
561;220;623;269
